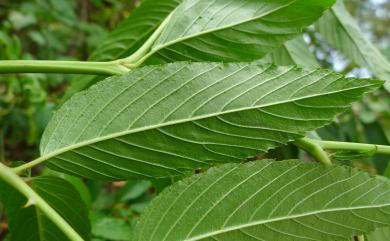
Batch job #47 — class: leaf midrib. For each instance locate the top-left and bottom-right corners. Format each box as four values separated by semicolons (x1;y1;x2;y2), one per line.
149;0;298;55
184;203;390;241
42;83;375;161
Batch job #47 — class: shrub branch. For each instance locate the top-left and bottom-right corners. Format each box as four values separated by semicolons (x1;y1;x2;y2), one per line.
0;162;84;241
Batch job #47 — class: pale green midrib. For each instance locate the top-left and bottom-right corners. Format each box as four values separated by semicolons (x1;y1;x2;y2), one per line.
40;83;376;163
328;5;390;69
147;0;300;59
183;203;390;241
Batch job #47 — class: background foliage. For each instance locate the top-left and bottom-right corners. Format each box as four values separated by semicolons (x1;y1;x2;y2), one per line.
0;0;389;240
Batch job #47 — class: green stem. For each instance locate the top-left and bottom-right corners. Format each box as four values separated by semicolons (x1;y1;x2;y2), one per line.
316;140;390;154
12;155;47;174
355;235;364;241
0;162;84;241
119;12;173;68
0;60;128;75
293;138;333;166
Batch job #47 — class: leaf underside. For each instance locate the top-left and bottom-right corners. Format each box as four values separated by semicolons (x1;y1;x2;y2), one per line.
145;0;335;64
0;176;90;241
316;0;390;89
64;0;330;97
267;36;320;68
40;62;380;180
134;160;390;241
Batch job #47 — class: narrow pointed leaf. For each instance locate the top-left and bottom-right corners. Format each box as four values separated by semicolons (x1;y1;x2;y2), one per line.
41;62;380;180
316;0;390;90
134;160;390;241
0;176;90;241
144;0;335;64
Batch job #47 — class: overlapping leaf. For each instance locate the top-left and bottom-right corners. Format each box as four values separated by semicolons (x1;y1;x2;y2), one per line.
40;62;381;180
143;0;335;64
89;0;181;62
64;0;181;99
134;160;390;241
270;36;319;67
259;36;320;67
65;0;331;98
316;0;390;90
0;176;90;241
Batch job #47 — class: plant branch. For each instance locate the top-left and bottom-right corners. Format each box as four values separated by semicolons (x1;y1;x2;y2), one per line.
0;60;128;75
315;140;390;154
12;155;48;174
0;162;84;241
293;137;333;166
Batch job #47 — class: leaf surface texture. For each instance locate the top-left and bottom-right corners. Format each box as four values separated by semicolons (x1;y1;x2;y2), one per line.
41;62;380;180
134;160;390;241
145;0;335;64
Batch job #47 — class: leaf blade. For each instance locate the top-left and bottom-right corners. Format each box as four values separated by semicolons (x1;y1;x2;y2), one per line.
41;62;381;180
269;36;320;67
316;0;390;89
145;0;335;64
133;160;390;241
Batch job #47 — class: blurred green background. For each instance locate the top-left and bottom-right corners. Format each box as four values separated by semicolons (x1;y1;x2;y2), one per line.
0;0;389;240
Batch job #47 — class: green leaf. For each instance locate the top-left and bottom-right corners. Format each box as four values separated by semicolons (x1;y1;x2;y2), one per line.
118;180;151;202
64;0;181;99
65;0;330;97
143;0;335;64
316;0;390;90
268;36;320;67
42;168;92;208
134;160;390;241
40;62;380;180
366;227;390;241
0;176;90;241
89;0;181;62
91;211;133;241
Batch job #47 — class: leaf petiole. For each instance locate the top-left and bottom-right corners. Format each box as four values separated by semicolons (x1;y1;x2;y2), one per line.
119;12;174;68
0;60;129;75
293;137;333;166
12;155;48;174
294;138;390;164
315;140;390;155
